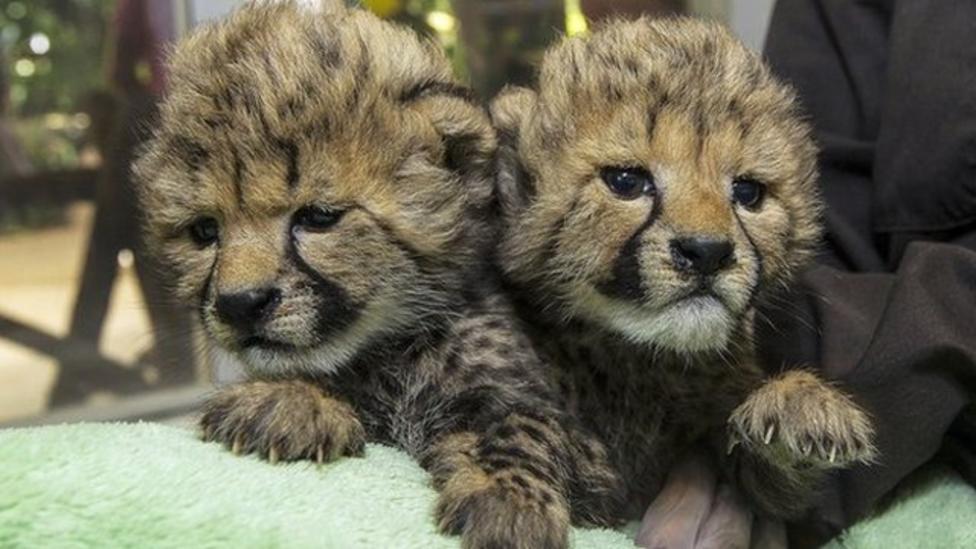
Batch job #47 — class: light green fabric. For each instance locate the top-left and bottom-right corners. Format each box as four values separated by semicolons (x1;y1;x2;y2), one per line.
0;422;973;548
823;465;976;549
0;422;630;548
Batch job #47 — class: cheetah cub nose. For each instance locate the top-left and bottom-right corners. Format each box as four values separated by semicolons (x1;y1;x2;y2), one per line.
670;237;735;275
216;287;281;331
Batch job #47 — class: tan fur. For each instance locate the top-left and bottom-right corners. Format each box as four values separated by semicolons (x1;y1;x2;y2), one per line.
492;17;874;519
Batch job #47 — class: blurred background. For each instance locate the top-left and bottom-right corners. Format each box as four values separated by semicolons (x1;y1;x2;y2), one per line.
0;0;774;426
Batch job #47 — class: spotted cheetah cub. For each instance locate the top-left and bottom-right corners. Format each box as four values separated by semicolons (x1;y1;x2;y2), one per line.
491;17;876;519
134;2;622;547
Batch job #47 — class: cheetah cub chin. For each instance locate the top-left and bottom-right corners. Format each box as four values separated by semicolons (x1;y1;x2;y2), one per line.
491;17;876;519
135;2;623;547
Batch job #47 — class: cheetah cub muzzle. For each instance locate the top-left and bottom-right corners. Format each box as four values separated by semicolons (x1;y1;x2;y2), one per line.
491;16;876;519
135;2;624;548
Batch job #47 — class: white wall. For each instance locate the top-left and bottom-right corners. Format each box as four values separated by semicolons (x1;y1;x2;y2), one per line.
186;0;241;26
728;0;776;51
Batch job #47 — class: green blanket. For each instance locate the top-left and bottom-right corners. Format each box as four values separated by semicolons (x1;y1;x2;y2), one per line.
1;423;973;548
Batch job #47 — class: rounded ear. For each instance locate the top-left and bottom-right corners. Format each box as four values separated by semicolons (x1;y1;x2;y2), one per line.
407;90;498;208
490;85;538;214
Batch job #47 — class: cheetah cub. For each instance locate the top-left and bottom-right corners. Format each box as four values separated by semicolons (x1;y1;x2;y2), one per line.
491;18;876;519
135;2;622;547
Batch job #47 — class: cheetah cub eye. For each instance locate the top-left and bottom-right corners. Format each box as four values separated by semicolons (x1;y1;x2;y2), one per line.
188;217;220;247
731;177;766;210
601;167;656;200
292;205;345;234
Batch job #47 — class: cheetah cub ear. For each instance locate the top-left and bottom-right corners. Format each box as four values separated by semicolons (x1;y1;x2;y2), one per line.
404;86;498;209
490;85;538;214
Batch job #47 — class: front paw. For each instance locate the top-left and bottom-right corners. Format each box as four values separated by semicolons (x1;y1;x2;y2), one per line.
436;472;570;549
200;379;366;464
728;370;876;468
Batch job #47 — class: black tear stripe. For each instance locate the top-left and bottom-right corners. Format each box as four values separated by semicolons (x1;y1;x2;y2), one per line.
731;209;764;315
596;198;662;302
274;138;300;188
198;256;218;325
286;240;361;340
399;80;477;104
170;136;210;172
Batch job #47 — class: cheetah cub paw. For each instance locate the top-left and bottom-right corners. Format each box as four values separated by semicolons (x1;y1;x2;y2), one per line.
435;465;571;549
728;370;876;468
200;379;366;464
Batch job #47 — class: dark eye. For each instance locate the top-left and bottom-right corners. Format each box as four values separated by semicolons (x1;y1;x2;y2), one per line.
600;167;656;200
731;178;766;209
292;205;344;233
188;217;219;246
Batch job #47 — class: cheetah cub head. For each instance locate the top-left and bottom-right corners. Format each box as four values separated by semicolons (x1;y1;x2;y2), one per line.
492;18;820;354
135;1;494;376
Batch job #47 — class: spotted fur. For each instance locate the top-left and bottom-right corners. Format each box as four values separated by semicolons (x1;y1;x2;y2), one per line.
491;17;876;519
135;2;624;547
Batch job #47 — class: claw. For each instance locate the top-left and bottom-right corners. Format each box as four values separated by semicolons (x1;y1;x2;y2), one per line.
764;424;775;444
202;426;213;441
801;440;813;456
232;435;243;455
829;445;837;463
269;445;280;464
316;445;325;465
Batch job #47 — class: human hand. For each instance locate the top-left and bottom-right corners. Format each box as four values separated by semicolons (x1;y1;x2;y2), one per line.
635;450;786;549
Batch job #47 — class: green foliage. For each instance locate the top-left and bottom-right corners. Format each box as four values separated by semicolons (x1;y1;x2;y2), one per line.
1;0;115;116
363;0;467;80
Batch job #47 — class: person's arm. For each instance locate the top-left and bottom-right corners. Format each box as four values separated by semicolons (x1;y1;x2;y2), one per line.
761;0;976;544
759;244;976;540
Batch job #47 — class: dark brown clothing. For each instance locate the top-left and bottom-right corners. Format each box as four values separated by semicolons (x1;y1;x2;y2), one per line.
758;0;976;544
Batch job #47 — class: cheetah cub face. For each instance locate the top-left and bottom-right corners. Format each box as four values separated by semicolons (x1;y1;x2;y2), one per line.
493;18;820;353
136;2;494;376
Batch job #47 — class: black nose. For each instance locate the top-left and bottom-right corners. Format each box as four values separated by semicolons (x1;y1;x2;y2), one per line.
670;237;735;275
216;287;280;331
